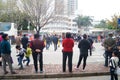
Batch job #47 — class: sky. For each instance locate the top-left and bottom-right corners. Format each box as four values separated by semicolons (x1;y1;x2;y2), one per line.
77;0;120;21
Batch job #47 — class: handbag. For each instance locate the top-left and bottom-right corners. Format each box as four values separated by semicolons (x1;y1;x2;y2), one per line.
113;60;120;75
115;67;120;75
0;57;2;62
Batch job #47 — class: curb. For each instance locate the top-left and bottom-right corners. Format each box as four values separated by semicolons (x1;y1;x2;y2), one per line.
0;72;110;79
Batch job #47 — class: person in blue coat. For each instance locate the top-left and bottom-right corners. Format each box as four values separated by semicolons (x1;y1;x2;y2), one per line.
0;33;16;74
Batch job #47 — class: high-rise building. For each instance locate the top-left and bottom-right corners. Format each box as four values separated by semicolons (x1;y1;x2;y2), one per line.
67;0;78;16
55;0;78;16
55;0;64;15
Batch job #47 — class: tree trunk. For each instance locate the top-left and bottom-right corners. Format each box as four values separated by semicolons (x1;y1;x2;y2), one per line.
36;30;40;35
36;25;41;35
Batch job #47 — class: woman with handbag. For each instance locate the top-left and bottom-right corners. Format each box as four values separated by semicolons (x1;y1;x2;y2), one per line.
109;50;119;80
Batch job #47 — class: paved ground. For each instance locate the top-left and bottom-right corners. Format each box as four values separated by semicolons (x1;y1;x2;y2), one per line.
0;42;110;79
0;63;109;79
10;42;105;65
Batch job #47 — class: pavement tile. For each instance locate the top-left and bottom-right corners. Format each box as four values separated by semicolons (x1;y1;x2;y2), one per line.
0;62;109;75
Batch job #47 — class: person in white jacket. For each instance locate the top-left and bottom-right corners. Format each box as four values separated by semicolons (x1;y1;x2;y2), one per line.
109;50;119;80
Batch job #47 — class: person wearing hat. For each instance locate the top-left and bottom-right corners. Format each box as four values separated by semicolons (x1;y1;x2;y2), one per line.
103;32;116;67
0;33;16;74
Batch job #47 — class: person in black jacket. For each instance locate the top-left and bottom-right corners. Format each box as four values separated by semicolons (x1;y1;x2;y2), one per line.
52;34;58;51
45;35;51;50
75;34;92;71
21;34;29;49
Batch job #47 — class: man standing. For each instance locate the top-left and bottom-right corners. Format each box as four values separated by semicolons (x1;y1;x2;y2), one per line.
75;34;91;71
45;34;51;50
15;34;21;47
88;35;94;51
52;34;58;51
103;32;116;67
0;34;16;74
30;34;45;73
21;34;29;49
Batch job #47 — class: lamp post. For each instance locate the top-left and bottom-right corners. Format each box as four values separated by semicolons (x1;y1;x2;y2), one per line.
27;21;30;33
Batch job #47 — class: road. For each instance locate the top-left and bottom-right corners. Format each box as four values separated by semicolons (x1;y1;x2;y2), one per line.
11;42;105;67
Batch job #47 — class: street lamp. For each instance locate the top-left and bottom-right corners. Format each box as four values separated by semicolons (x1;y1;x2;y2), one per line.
27;21;30;33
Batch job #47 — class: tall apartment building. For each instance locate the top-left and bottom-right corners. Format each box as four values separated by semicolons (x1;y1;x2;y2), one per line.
55;0;78;16
55;0;64;15
67;0;78;16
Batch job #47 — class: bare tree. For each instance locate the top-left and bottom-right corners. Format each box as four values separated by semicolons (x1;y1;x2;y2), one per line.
19;0;64;34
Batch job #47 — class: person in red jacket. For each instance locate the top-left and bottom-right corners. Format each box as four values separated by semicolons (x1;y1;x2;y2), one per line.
62;32;74;73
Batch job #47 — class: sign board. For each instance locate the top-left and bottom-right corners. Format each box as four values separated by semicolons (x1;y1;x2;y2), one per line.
117;18;120;28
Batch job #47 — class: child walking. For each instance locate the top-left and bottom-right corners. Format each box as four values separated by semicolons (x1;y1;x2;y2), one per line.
109;50;119;80
23;43;32;66
16;45;26;69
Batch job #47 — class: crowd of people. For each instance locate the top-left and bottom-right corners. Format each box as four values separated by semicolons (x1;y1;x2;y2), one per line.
0;32;120;80
0;32;93;74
